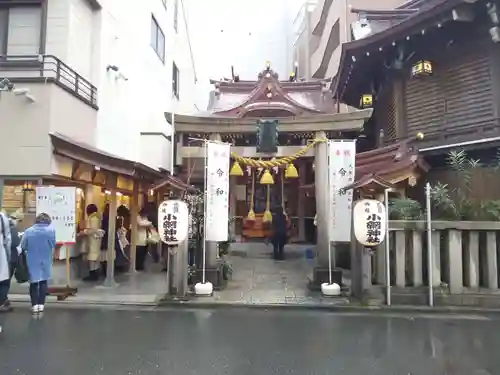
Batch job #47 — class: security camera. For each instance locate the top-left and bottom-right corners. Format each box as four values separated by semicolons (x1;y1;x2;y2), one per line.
116;72;128;81
13;88;29;95
106;65;119;72
25;93;36;103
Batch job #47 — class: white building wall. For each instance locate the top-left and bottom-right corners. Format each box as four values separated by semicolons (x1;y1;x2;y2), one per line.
94;0;197;165
43;0;197;167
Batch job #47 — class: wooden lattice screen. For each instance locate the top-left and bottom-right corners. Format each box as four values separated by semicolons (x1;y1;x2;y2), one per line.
375;85;397;145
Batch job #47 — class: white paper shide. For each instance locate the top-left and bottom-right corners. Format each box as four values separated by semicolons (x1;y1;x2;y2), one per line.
353;199;387;247
328;141;356;242
205;142;230;242
35;186;77;244
158;200;189;245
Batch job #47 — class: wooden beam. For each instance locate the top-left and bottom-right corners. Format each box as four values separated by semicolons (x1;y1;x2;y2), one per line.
129;181;139;272
71;161;82;180
103;174;118;286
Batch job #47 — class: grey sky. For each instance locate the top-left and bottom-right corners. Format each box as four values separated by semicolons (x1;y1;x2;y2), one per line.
185;0;305;110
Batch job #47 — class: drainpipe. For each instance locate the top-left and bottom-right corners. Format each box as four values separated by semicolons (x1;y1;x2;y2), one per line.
345;0;350;42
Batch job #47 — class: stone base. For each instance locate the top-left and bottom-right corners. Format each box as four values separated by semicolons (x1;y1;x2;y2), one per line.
309;267;343;291
194;265;227;290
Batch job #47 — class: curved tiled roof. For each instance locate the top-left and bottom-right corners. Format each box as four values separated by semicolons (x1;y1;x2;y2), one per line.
208;67;336;117
301;141;429;193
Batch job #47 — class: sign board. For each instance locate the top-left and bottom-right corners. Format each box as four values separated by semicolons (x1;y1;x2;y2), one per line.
205;142;230;241
35;186;76;244
328;140;356;242
353;199;387;247
158;200;189;245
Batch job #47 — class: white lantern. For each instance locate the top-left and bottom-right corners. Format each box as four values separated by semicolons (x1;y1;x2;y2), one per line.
353;199;387;247
158;200;189;245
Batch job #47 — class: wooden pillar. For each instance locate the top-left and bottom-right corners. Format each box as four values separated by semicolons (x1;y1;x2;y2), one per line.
103;174;118;287
129;181;139;272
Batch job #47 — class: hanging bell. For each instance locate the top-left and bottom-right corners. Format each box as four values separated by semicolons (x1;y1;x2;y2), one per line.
260;169;274;184
247;208;256;221
262;209;272;222
285;163;298;179
230;160;244;176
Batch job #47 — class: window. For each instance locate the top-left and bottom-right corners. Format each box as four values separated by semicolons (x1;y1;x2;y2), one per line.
0;6;42;55
173;0;178;32
172;62;179;98
0;9;7;54
150;15;165;63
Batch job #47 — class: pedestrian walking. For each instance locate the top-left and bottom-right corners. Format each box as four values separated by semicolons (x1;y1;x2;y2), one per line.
270;206;288;261
21;213;56;314
136;208;153;271
0;210;12;320
0;210;23;312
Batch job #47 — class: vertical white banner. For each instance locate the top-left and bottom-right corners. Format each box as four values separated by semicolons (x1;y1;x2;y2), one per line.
328;140;356;242
205;142;230;241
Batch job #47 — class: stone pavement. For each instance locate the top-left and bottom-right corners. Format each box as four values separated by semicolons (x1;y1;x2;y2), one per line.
181;242;349;307
6;243;349;308
8;271;168;306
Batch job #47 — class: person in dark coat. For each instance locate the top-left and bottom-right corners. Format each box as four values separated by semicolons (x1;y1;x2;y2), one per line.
271;206;288;260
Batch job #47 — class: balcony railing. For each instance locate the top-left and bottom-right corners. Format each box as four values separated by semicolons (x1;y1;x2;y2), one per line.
0;54;98;108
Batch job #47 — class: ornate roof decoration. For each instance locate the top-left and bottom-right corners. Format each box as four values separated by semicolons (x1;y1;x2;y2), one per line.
207;62;336;117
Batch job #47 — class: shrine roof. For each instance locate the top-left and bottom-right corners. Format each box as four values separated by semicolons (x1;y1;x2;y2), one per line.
207;65;336;117
301;141;429;192
165;109;373;133
332;0;463;105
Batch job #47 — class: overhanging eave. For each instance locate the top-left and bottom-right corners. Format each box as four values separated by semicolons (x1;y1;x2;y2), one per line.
165;109;373;133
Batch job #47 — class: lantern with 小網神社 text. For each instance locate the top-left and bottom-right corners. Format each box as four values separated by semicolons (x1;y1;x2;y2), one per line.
411;60;433;77
360;94;373;108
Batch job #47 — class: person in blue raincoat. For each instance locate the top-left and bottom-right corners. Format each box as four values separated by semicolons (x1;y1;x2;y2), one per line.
21;213;56;314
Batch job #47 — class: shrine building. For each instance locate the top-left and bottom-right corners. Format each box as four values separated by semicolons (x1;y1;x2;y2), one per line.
168;62;428;285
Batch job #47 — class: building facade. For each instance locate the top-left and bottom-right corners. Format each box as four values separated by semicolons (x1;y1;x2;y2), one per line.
333;0;500;197
0;0;197;177
292;0;407;80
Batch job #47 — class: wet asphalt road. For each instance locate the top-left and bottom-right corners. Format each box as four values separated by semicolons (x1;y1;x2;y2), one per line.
0;307;499;375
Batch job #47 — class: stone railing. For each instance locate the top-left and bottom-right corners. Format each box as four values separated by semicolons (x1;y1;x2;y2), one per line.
370;221;500;305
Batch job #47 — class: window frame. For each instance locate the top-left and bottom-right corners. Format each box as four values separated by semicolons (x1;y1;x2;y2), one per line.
172;61;179;99
173;0;178;32
0;5;43;56
150;14;165;63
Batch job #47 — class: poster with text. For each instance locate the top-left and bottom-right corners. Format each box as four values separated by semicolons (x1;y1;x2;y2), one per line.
36;186;76;244
205;142;230;241
328;140;356;242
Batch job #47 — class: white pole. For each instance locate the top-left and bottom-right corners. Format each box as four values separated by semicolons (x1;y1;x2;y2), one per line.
384;188;391;306
425;182;434;307
202;140;208;284
170;112;175;174
327;141;332;284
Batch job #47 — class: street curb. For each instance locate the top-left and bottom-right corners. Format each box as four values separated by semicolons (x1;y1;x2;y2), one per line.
157;299;500;315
